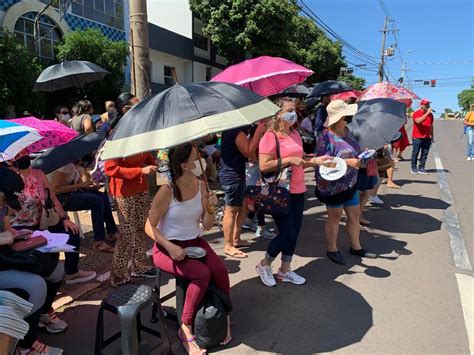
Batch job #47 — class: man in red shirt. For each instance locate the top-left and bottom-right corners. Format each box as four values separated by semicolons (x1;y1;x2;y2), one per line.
411;98;434;174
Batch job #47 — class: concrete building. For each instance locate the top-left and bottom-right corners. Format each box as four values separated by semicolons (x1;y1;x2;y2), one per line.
0;0;127;66
147;0;227;93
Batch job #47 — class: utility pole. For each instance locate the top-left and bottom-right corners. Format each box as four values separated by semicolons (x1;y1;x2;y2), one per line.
378;16;389;83
129;0;151;100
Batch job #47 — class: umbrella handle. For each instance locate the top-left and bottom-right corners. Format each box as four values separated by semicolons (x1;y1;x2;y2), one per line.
193;143;215;214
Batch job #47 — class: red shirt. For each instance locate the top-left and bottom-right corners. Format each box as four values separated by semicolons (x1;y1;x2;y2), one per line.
412;109;434;139
105;153;156;197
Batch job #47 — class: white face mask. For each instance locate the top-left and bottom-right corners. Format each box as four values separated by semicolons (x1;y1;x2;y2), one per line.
60;114;70;122
189;158;207;177
282;111;298;126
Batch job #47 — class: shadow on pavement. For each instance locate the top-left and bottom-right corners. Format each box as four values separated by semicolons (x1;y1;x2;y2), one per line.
393;179;438;186
380;193;450;210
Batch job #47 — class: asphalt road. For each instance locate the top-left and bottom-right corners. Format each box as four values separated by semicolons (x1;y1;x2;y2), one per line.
43;119;473;354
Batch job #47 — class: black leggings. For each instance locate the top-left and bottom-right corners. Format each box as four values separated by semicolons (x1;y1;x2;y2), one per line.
247;211;266;226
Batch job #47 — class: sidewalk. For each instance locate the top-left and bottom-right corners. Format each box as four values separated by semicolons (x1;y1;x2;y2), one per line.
46;148;471;353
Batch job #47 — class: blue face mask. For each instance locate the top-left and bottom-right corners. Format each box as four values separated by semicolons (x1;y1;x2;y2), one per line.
282;111;298;126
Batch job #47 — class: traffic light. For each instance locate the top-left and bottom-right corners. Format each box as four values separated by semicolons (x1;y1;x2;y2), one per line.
430;80;436;87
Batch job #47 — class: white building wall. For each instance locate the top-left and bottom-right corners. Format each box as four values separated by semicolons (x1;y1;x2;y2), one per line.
147;0;192;39
150;49;192;84
193;62;207;82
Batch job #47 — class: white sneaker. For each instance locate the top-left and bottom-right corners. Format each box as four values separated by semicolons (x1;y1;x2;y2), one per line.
242;219;258;231
277;269;306;285
369;195;384;205
255;226;276;239
39;311;68;333
467;157;472;161
16;340;63;355
65;270;97;285
256;263;276;287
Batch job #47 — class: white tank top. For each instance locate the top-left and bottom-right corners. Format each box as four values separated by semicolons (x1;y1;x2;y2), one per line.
158;182;203;241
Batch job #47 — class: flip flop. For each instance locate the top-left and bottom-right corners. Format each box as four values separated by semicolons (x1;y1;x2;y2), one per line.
93;241;114;253
220;335;232;346
387;184;401;189
224;248;248;259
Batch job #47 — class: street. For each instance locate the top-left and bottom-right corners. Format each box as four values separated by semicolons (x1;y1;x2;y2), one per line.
43;120;473;354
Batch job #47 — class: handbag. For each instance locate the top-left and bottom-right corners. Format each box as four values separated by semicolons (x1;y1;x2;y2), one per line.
246;132;292;216
32;169;61;230
0;246;59;277
194;282;232;349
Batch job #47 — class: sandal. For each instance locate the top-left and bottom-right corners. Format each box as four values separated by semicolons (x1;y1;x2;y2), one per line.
178;329;207;354
224;247;248;259
93;241;114;253
387;183;401;189
233;240;251;248
106;233;120;241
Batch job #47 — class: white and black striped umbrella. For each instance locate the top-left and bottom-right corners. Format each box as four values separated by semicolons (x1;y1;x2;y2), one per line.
101;82;279;160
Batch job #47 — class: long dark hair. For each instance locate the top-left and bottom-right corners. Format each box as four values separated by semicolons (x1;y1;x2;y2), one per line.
110;93;136;130
168;143;194;202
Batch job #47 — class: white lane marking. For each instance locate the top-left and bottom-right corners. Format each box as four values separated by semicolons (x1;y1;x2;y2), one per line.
433;151;472;271
455;273;474;354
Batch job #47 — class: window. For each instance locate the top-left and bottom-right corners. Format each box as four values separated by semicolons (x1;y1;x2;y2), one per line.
194;33;208;51
14;13;62;66
71;0;124;29
164;66;174;86
206;67;212;81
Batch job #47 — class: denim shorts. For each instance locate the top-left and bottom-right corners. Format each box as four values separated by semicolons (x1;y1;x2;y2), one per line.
326;191;360;209
357;171;379;192
222;181;246;207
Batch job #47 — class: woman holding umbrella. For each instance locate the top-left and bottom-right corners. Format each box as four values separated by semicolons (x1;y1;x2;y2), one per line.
315;100;377;265
146;143;231;354
105;93;157;287
256;97;331;287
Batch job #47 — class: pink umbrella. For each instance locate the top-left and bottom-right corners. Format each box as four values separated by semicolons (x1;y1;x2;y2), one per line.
211;56;314;97
358;82;420;101
331;90;361;101
8;117;77;154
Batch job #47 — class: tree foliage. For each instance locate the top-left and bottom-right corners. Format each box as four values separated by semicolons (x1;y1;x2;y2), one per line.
337;74;366;91
457;88;474;112
56;28;128;111
0;27;44;117
190;0;362;84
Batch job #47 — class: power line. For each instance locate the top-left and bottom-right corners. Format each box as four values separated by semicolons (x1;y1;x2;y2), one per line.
299;1;379;67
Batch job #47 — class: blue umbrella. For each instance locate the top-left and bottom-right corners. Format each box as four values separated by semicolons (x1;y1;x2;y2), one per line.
0;120;43;162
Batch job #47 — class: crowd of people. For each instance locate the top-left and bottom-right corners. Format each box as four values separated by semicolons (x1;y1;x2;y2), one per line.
0;91;435;355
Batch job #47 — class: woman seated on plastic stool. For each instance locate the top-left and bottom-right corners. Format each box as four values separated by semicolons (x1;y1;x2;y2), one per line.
145;143;231;355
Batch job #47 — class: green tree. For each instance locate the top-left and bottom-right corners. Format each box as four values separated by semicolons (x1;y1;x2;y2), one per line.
190;0;362;84
457;88;474;112
337;73;366;90
0;28;44;117
56;28;128;111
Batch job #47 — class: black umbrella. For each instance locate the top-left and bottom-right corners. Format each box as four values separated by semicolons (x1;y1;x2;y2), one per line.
101;81;279;160
31;128;107;174
307;80;352;99
270;83;311;98
348;98;406;150
33;60;109;92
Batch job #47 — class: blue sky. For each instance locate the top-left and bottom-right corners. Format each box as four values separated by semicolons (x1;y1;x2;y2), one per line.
303;0;473;114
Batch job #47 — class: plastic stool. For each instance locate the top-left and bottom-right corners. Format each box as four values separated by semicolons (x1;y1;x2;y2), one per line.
94;283;172;355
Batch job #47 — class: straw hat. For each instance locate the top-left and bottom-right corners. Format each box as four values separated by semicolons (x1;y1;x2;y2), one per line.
326;99;358;127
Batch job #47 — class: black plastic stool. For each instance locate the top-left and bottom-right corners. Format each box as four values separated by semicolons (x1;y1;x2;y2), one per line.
94;283;172;355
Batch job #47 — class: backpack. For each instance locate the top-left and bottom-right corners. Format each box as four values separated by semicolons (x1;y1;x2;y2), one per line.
194;283;232;348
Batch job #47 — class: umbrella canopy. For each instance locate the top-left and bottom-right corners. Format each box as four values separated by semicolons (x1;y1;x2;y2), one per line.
101;82;279;160
0;120;43;162
33;60;109;92
8;117;77;154
211;56;313;97
331;90;361;101
358;82;420;101
349;98;406;150
307;80;353;99
31;129;107;174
